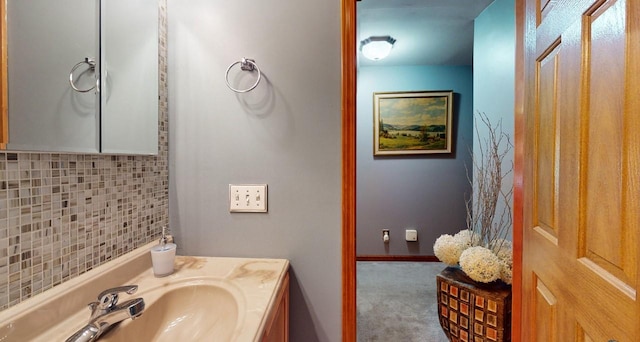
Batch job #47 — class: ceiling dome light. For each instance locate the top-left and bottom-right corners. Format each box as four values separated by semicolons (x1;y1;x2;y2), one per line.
360;36;396;61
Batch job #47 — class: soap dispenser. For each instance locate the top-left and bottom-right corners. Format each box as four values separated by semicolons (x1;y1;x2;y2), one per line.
150;226;177;277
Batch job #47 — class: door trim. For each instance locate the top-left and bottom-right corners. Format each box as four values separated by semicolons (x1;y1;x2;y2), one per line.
0;0;7;149
341;0;357;340
340;0;524;340
513;0;524;339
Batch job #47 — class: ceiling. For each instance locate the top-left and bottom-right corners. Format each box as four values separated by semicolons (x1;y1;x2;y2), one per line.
357;0;495;67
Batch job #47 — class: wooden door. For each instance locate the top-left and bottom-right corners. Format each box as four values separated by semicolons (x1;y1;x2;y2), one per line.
522;0;639;341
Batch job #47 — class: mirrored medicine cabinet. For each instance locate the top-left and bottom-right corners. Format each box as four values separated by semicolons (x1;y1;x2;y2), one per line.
0;0;158;155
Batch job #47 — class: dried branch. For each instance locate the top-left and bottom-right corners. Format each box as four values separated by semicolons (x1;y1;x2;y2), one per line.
465;112;513;248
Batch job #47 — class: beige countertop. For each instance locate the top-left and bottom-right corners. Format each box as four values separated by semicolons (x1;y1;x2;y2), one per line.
0;241;289;341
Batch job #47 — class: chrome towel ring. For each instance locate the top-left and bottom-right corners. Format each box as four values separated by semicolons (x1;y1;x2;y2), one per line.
69;57;98;93
225;58;261;93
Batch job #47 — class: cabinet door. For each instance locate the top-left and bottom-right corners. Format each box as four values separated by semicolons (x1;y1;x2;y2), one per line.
7;0;100;153
100;0;158;155
263;273;289;342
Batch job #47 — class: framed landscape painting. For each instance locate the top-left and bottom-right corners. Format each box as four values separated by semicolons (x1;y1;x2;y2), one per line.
373;90;453;155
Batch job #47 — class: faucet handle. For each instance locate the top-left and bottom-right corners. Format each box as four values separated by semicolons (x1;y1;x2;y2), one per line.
97;285;138;301
95;285;139;312
88;301;99;312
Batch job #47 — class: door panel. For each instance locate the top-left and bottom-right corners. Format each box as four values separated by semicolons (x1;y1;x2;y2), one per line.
584;0;630;284
522;0;638;341
577;325;596;342
533;277;557;342
535;39;560;238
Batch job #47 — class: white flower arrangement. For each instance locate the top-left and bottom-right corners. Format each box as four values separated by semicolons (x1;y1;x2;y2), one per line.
434;113;513;284
433;234;465;265
459;246;501;283
434;229;513;284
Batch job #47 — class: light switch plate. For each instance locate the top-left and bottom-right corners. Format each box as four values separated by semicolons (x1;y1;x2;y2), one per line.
229;184;268;213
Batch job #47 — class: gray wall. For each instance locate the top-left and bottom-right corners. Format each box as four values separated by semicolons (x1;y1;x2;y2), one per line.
473;0;516;239
356;65;473;256
167;1;341;341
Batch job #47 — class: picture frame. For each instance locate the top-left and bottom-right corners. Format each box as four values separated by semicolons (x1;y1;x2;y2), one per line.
373;90;453;155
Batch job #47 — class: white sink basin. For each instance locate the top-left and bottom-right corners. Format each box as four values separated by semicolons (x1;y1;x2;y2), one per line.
101;282;243;341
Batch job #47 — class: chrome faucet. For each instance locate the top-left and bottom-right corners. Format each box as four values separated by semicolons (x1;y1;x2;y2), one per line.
65;285;145;342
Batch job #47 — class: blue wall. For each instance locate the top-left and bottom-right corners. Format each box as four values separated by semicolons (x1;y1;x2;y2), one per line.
357;65;473;256
473;0;516;239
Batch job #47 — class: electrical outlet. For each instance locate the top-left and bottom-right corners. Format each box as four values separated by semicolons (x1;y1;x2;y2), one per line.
229;184;268;212
405;229;418;242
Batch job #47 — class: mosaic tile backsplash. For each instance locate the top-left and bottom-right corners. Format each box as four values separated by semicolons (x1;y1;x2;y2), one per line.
0;0;169;310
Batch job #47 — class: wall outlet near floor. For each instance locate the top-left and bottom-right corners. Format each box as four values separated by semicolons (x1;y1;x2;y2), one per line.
405;229;418;242
229;184;268;212
382;229;390;243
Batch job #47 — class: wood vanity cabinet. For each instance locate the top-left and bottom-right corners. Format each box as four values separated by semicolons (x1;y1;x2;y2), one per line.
262;272;289;342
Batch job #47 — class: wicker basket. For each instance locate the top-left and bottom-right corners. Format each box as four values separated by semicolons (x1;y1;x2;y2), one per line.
436;267;512;342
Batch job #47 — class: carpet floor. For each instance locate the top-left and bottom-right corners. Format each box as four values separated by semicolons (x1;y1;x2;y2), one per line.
357;261;449;342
